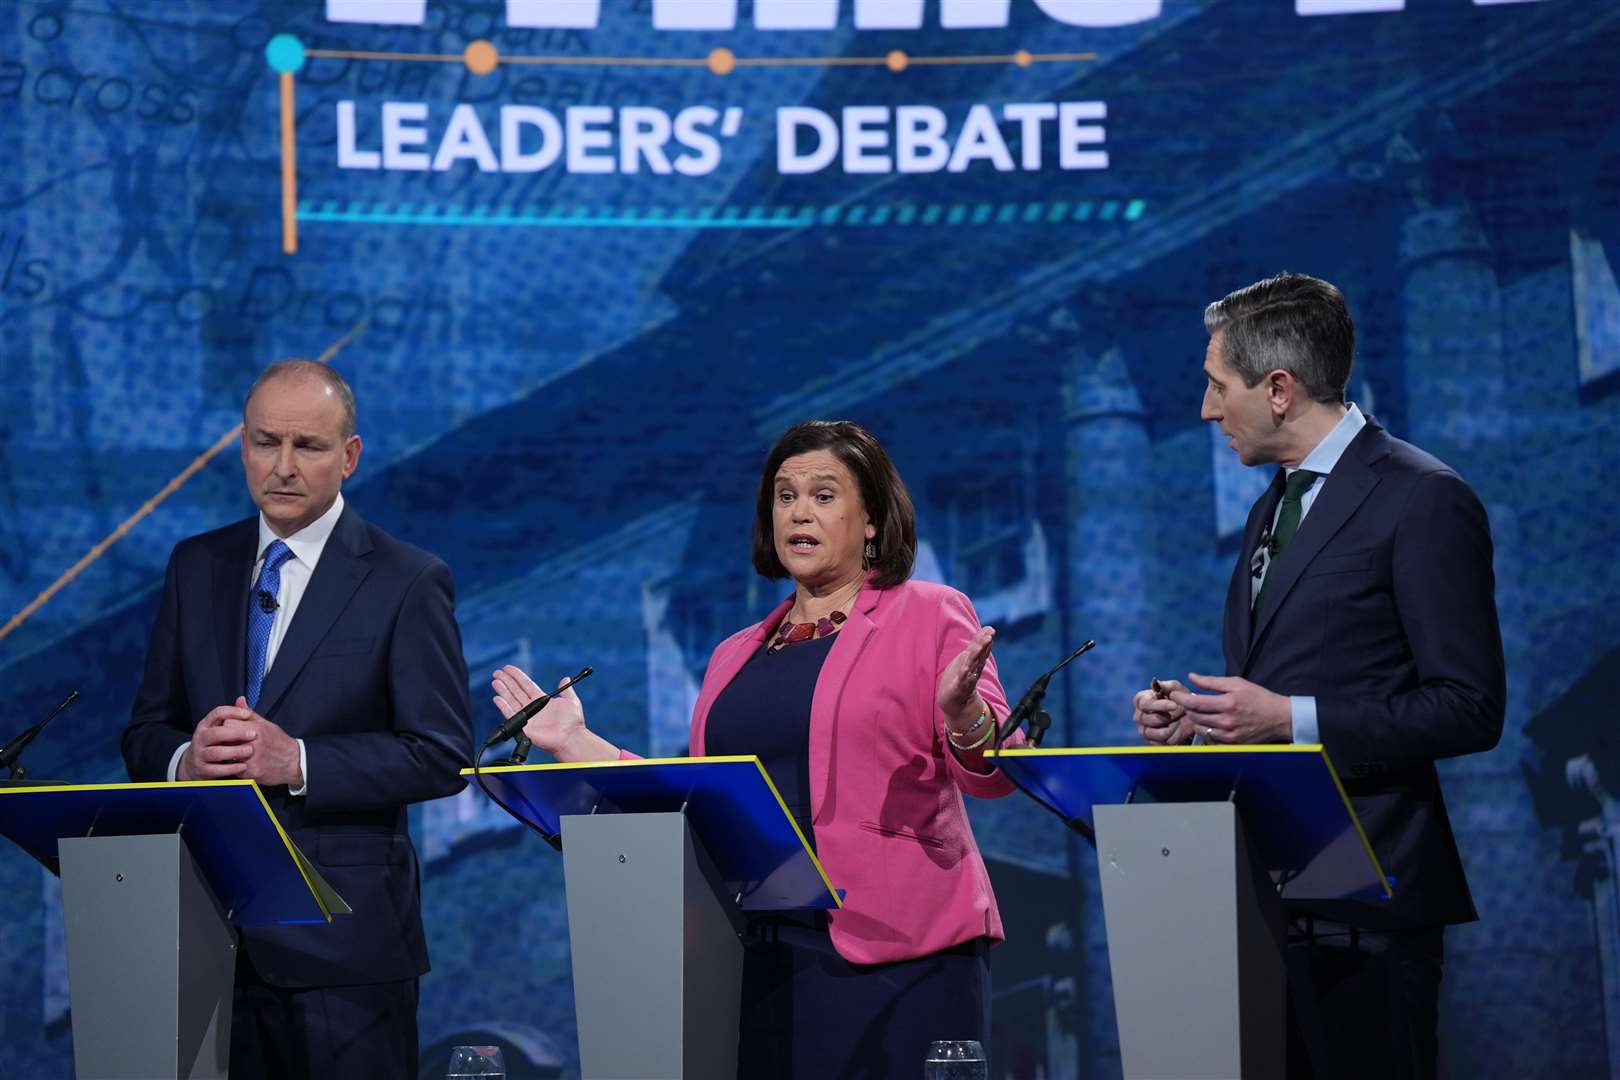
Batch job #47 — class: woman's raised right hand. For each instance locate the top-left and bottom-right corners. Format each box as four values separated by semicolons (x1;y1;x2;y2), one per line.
491;664;602;761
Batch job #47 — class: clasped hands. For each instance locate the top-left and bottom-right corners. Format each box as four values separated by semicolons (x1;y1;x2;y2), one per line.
1132;673;1292;746
177;697;304;787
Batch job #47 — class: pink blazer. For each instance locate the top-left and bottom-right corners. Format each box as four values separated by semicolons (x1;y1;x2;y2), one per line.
687;577;1021;965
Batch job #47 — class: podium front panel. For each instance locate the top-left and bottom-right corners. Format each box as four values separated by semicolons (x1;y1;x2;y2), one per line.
0;781;334;925
990;745;1389;902
470;757;841;911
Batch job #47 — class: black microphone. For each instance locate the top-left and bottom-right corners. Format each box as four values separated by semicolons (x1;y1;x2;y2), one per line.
997;640;1096;744
257;588;278;612
481;666;593;751
0;690;79;780
1252;520;1275;579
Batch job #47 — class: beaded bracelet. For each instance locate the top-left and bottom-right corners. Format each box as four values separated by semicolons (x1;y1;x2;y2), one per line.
947;706;989;740
947;706;994;752
949;721;996;753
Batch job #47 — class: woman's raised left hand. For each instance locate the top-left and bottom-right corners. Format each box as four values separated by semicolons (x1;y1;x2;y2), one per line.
937;624;996;728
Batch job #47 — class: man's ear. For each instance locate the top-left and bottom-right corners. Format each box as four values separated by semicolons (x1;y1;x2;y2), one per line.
1265;369;1296;416
342;434;363;479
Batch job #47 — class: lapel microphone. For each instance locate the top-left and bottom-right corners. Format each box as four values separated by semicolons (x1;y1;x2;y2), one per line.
1252;520;1274;579
256;588;278;613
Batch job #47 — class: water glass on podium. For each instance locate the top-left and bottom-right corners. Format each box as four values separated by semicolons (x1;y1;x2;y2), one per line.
447;1044;505;1079
925;1039;988;1079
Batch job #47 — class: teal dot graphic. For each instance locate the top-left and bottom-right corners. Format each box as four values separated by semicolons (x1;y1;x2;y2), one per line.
265;34;306;74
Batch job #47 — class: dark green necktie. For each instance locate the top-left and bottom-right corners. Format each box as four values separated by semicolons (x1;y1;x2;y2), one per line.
1254;469;1320;611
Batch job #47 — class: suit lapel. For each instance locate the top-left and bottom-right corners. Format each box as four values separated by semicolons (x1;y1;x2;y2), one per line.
212;520;258;702
806;579;880;820
255;507;373;720
1245;421;1387;666
1227;470;1284;670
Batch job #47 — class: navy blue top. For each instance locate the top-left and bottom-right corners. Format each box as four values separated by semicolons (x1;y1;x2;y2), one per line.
705;633;837;852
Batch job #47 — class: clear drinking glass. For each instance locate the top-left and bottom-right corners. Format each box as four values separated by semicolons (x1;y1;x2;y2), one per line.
446;1044;506;1079
924;1038;989;1080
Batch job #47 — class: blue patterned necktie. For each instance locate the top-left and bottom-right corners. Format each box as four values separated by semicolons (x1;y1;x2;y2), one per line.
245;540;294;708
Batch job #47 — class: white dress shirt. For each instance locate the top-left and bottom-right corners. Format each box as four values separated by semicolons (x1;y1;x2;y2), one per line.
166;494;347;792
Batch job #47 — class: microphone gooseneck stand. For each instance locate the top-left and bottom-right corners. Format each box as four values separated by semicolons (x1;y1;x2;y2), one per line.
988;641;1099;844
0;690;80;785
472;667;595;852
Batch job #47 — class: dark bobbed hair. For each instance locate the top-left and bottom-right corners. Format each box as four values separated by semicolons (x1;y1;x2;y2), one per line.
1203;271;1355;406
751;420;917;588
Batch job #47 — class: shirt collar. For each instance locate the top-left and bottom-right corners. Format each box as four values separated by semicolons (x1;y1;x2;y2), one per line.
1293;402;1365;477
256;492;345;568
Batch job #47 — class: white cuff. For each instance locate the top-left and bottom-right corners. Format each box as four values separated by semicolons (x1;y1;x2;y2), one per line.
288;739;309;796
166;742;189;782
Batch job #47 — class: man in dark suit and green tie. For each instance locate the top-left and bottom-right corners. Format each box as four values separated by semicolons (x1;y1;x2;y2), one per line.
1133;272;1506;1079
123;359;473;1079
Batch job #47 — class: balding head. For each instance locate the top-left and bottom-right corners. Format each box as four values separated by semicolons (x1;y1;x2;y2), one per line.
243;359;357;438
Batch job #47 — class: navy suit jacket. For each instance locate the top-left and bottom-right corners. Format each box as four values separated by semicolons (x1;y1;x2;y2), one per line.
123;504;473;988
1225;417;1505;929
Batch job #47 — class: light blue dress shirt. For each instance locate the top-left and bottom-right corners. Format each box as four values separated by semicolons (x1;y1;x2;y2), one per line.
1254;404;1366;745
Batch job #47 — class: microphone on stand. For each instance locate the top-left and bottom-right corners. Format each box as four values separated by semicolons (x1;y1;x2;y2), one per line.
496;732;534;767
997;640;1096;746
473;667;595;854
481;666;594;751
987;643;1099;844
0;690;80;782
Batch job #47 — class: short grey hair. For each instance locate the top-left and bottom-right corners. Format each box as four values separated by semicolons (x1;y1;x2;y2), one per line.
243;359;357;438
1203;272;1354;406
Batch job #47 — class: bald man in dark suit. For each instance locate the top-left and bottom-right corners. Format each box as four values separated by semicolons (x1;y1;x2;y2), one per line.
124;360;473;1079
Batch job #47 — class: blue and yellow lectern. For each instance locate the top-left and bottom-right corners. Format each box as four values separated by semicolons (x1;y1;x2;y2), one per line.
988;745;1387;1080
468;756;841;1080
0;781;346;1080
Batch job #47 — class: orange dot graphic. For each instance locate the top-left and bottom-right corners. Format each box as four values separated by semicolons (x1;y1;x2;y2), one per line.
464;40;499;76
708;47;736;76
886;49;909;73
1014;49;1033;68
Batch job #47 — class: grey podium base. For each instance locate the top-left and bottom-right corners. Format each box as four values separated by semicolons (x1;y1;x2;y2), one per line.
561;811;744;1080
1095;802;1286;1080
59;833;237;1080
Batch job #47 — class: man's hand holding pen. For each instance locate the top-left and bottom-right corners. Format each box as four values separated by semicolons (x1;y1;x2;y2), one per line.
1134;674;1293;745
1132;677;1192;744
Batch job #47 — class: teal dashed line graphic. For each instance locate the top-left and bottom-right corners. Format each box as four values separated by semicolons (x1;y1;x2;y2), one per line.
295;201;1149;229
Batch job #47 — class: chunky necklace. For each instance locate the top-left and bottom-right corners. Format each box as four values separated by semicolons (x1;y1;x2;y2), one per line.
767;584;860;654
768;610;846;654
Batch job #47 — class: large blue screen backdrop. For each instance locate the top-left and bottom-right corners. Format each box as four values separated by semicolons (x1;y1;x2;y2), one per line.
1;1;1617;1076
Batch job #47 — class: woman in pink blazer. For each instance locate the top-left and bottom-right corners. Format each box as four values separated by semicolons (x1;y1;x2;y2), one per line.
493;420;1023;1077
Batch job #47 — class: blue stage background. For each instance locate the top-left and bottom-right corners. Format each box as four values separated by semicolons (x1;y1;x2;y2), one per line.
2;1;1618;1076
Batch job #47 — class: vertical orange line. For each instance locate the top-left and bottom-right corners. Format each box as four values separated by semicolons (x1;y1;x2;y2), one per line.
280;71;297;254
